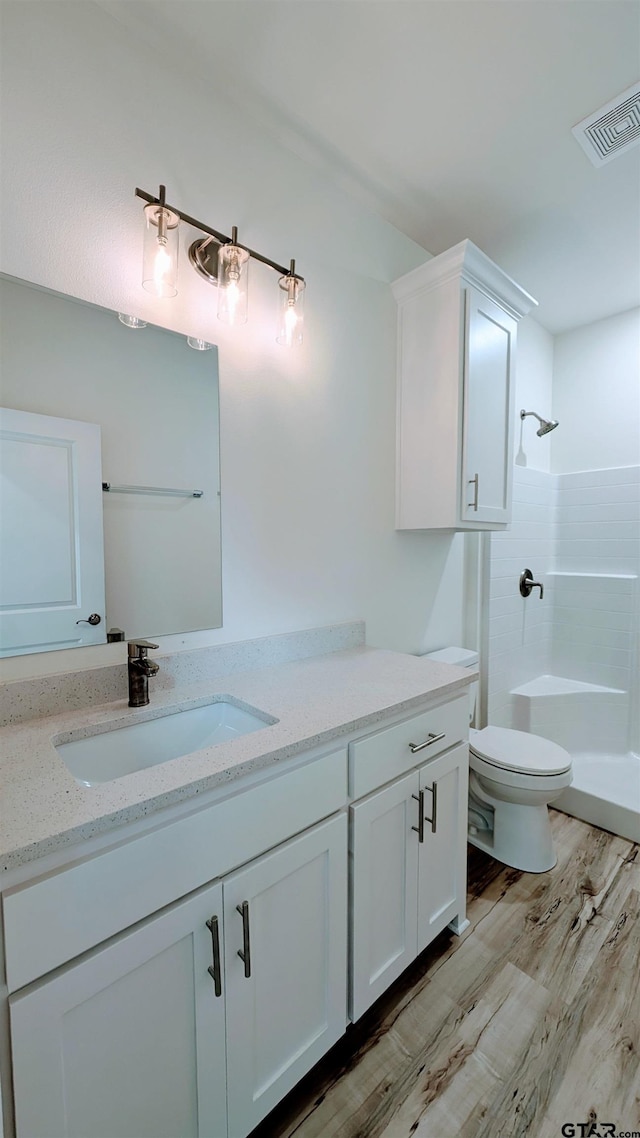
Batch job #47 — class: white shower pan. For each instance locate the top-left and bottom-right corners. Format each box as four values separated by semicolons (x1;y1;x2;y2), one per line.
510;674;639;843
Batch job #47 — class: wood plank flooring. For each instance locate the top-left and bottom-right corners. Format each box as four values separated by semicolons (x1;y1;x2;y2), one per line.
250;811;639;1138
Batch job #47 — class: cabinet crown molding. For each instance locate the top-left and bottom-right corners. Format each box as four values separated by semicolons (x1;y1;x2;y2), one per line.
392;239;537;321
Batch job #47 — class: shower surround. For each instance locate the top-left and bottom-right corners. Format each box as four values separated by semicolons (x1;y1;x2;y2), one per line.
487;464;639;842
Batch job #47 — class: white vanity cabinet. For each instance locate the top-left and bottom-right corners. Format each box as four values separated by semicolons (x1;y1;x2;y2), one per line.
349;700;469;1020
2;677;472;1138
9;812;348;1138
392;239;537;532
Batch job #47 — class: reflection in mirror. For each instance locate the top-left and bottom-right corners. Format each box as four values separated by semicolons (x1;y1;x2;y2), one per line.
0;276;222;657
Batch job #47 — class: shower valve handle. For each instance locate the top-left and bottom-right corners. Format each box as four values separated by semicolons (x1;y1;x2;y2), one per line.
519;568;544;600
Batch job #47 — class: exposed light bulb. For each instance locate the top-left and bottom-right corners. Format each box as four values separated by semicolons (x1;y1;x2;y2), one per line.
225;278;241;324
283;303;298;346
152;241;173;295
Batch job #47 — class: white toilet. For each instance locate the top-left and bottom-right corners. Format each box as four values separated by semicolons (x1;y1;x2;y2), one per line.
425;648;572;873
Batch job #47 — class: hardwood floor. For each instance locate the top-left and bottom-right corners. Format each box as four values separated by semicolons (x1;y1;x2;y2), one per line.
251;811;639;1138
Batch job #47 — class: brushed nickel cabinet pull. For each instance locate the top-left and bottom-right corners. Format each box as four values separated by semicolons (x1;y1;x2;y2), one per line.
236;901;251;978
409;731;446;754
205;916;222;997
411;790;425;843
467;473;479;511
424;782;438;834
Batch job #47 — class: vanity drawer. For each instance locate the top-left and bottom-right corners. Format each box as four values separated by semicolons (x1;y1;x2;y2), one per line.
349;696;467;799
3;746;347;993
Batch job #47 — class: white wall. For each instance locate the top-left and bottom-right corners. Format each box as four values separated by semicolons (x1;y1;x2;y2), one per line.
552;308;640;473
0;0;466;680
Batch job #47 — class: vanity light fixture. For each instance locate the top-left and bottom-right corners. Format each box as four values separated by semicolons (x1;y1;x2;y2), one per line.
136;185;305;345
118;313;147;329
186;337;213;351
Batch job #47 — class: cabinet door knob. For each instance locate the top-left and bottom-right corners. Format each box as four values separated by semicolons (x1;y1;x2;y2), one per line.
411;790;425;843
205;916;223;997
236;901;251;979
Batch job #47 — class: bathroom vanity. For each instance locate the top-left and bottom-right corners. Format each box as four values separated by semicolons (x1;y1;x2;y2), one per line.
0;631;473;1138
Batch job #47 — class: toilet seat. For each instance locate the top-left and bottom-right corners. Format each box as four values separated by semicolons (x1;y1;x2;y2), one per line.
469;726;571;777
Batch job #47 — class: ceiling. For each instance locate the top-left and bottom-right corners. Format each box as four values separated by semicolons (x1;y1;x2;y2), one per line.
101;1;640;334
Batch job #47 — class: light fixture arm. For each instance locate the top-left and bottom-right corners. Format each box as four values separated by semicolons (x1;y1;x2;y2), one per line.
135;186;304;283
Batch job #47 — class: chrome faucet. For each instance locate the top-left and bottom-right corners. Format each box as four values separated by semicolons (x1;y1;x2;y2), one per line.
127;640;160;707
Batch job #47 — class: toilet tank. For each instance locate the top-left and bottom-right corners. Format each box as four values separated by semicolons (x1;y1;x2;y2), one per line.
420;646;479;727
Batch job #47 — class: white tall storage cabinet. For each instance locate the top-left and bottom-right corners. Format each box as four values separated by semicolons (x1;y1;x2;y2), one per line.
393;240;537;531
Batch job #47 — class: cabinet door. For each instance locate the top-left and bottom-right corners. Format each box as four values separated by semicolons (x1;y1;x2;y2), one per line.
461;286;516;525
224;813;348;1138
417;744;469;952
350;772;419;1021
10;883;227;1138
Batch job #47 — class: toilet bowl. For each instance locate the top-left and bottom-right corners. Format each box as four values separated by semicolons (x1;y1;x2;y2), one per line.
424;648;573;873
468;725;572;871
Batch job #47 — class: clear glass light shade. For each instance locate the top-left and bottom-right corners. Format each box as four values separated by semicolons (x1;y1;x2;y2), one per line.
186;337;213;351
276;274;305;347
142;203;179;297
118;313;147;329
217;242;249;326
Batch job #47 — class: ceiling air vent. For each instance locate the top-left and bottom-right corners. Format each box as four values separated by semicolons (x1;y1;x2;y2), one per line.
572;81;640;167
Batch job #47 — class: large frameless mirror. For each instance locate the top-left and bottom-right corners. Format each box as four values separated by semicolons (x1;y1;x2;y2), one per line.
0;275;222;657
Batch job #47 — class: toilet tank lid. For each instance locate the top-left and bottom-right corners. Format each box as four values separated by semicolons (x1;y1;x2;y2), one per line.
422;647;479;669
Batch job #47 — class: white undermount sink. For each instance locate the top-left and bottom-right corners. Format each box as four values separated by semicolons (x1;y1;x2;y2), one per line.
55;699;276;786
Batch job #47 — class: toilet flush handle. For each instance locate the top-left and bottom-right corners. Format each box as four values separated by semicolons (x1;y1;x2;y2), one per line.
519;568;544;600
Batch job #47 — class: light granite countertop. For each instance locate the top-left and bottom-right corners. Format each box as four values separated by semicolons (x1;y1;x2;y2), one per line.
1;646;474;872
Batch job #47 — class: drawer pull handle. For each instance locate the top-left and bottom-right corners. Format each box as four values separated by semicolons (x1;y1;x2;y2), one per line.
411;790;425;843
409;731;445;754
424;782;438;834
236;901;251;979
205;916;222;997
468;473;479;511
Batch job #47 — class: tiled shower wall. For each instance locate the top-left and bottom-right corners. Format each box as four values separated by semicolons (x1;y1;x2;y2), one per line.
487;466;639;744
487;466;554;728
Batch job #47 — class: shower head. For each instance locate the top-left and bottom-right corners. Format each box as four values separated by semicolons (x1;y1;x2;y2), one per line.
520;409;559;437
